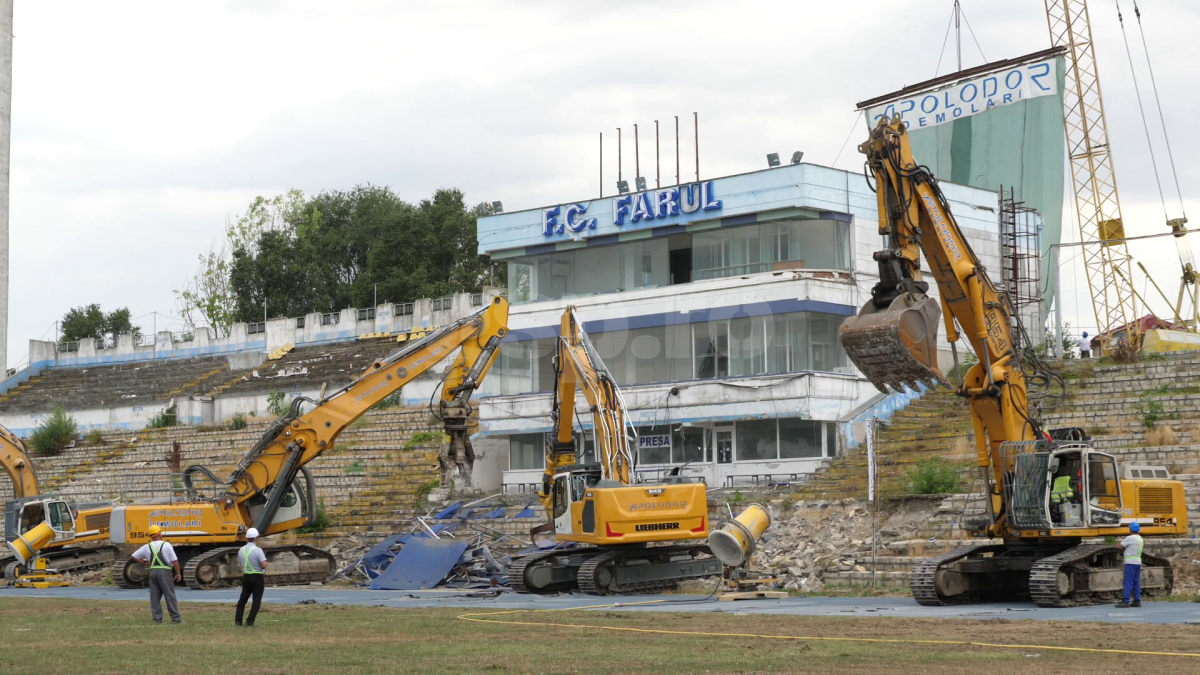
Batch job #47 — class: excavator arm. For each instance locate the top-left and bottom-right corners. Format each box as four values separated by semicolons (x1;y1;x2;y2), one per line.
841;117;1038;527
183;296;509;535
540;306;633;512
0;426;38;498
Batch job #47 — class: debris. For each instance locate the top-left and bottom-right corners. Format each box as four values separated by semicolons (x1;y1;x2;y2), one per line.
369;538;470;590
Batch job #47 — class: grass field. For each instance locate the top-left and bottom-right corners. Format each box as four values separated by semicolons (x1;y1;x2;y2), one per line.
2;597;1199;674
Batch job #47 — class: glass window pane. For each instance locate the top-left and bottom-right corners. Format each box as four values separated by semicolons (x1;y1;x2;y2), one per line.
788;315;808;372
591;328;629;385
765;315;788;374
780;418;822;458
509;434;544;471
729;316;764;376
673;427;706;463
694;323;716;379
665;323;692;382
508;260;534;304
630;326;667;384
737;419;777;461
535;338;556;392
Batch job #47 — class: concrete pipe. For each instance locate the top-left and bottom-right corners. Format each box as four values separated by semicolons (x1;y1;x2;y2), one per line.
708;503;771;567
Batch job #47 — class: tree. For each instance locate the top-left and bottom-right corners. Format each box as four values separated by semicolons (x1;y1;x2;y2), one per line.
60;304;141;346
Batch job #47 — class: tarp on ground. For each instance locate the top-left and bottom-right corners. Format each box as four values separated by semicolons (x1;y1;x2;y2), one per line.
432;502;461;519
369;538;470;590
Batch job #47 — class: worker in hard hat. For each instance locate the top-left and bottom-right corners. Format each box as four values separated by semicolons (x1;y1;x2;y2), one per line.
1116;522;1144;608
131;525;184;624
234;527;269;627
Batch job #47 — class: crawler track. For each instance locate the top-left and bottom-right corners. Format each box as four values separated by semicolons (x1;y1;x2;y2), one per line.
510;547;598;595
514;544;718;596
909;544;1010;606
1029;544;1174;607
3;546;119;583
182;545;335;590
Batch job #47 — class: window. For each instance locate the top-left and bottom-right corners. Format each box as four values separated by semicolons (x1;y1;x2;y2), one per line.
694;322;728;379
394;302;414;317
729;316;765;376
357;308;375;322
48;501;73;532
431;297;453;312
505;239;669;304
737;420;777;461
247;322;266;335
295;317;305;329
692;219;850;281
509;434;545;471
320;313;339;326
471;293;484;307
825;422;837;457
780;419;823;458
673;427;706;463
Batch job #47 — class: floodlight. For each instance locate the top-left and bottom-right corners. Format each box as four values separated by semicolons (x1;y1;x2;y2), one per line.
767;153;780;168
491;201;503;214
791;151;804;165
617;180;630;194
635;177;647;191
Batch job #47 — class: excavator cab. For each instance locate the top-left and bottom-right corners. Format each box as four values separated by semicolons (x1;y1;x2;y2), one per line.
839;290;945;393
246;467;317;534
6;497;76;543
1002;441;1124;531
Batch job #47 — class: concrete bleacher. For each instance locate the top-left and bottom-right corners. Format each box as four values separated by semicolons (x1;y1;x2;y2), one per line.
219;337;405;398
0;356;232;413
5;406;447;546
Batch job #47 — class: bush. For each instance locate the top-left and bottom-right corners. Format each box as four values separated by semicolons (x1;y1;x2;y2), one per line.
228;412;247;430
31;406;78;456
905;457;963;495
297;498;330;534
267;391;290;417
147;406;177;429
85;428;104;444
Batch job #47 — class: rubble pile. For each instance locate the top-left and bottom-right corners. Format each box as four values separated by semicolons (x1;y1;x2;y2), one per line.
745;497;955;591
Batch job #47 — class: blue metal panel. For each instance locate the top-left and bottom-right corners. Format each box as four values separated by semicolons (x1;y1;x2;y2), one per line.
368;538;470;590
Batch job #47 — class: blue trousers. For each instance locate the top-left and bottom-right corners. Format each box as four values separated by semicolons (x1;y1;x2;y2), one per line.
1122;563;1141;603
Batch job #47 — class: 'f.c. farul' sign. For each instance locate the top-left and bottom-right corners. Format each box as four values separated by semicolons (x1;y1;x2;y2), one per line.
542;181;722;236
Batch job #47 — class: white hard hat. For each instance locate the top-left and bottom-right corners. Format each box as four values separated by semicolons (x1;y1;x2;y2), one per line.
246;528;260;539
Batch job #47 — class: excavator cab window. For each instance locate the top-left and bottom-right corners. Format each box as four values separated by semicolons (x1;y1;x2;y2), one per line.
552;476;569;520
1049;451;1084;527
1086;453;1122;525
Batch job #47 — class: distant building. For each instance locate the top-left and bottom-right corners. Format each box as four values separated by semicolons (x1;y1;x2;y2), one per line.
472;162;1004;492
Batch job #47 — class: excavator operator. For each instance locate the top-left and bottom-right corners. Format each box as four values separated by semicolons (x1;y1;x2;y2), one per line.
1050;461;1082;525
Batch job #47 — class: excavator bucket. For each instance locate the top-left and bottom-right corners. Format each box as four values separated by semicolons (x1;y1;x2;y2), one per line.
839;291;945;393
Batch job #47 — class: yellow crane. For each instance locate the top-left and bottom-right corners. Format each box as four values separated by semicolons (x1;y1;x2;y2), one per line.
841;118;1186;606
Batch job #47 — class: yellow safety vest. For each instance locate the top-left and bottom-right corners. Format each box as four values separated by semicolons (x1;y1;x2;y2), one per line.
1051;476;1074;503
241;544;264;575
149;541;171;570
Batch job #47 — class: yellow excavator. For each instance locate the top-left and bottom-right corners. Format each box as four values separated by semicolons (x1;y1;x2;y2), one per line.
511;306;720;595
11;297;509;589
2;425;119;583
840;118;1188;606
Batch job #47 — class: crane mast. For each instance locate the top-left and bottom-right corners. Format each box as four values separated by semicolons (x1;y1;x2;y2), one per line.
1045;0;1140;347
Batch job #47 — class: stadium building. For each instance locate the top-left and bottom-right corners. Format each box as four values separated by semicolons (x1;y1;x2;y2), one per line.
472;161;1006;492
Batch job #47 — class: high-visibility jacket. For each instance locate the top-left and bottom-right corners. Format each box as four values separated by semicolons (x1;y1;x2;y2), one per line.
149;542;171;570
1050;475;1075;504
240;544;264;575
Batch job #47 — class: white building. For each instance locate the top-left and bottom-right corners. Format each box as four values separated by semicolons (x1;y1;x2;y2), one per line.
471;162;1002;493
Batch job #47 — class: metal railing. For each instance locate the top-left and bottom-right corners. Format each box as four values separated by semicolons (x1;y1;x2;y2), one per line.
58;340;80;353
471;293;484;307
357;308;375;322
394;302;414;316
320;312;340;326
247;322;266;335
431;297;453;311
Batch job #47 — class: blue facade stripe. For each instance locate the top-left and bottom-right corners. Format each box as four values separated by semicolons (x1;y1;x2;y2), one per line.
501;299;856;342
586;234;620;247
651;224;687;237
818;210;853;223
721;213;758;227
525;240;556;253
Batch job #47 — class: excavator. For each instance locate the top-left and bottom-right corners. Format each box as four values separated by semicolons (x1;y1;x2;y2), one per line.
2;424;119;583
511;306;721;595
839;117;1188;606
8;297;510;590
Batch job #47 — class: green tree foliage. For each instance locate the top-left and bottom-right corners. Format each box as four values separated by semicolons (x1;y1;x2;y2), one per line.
223;186;503;323
60;304;141;345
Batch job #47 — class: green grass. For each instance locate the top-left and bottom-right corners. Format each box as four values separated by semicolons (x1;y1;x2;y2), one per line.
2;598;1200;674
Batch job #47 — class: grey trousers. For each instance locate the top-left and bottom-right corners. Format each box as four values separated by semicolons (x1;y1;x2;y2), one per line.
148;569;182;623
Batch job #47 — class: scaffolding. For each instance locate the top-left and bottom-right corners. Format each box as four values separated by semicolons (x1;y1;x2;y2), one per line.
1000;187;1044;352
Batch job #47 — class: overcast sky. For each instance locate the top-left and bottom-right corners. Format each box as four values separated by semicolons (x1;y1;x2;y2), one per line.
8;0;1199;363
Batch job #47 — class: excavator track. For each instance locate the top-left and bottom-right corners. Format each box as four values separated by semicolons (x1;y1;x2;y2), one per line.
3;545;120;583
576;547;702;595
909;544;1011;606
111;556;149;589
182;544;335;590
510;547;599;595
1029;544;1174;607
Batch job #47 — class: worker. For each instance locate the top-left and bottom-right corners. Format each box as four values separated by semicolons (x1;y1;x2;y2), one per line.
1116;522;1144;608
1078;332;1091;359
234;527;269;627
131;525;184;624
1050;473;1075;523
